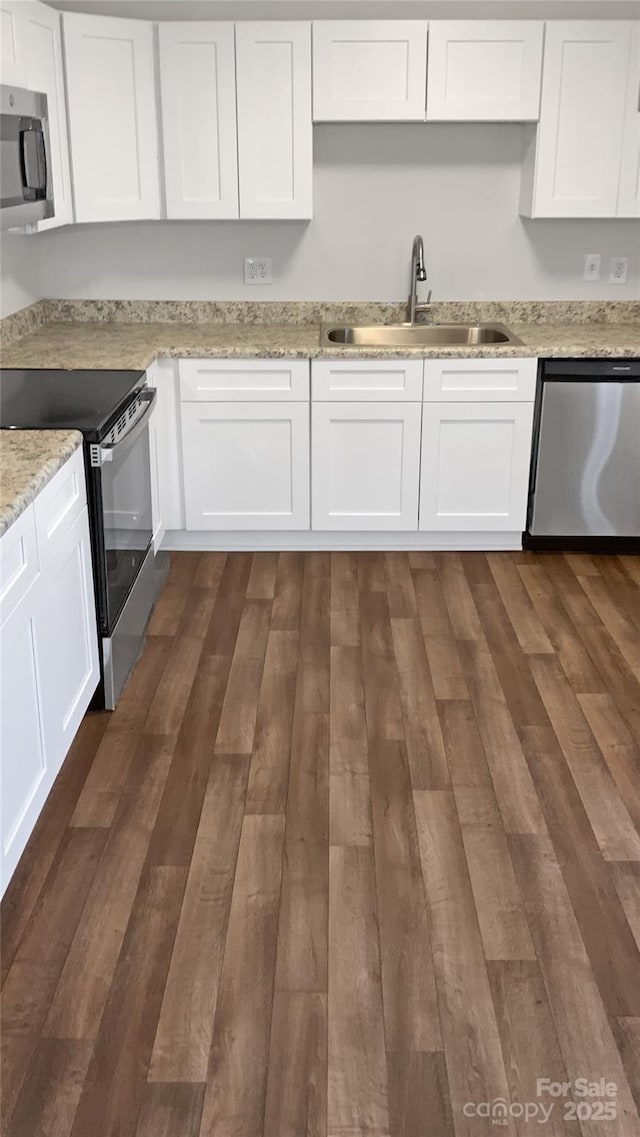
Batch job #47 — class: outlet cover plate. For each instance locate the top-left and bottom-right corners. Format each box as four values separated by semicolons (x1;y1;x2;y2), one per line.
609;257;628;285
244;257;272;285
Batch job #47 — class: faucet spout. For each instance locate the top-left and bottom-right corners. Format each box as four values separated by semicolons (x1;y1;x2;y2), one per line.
408;234;427;324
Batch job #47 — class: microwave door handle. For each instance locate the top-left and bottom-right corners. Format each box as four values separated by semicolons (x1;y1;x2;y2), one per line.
20;127;48;195
98;388;157;463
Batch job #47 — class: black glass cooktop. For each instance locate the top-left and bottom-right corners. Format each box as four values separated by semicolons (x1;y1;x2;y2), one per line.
0;368;146;442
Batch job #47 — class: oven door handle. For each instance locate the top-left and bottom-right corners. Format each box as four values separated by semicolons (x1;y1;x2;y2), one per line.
99;388;157;463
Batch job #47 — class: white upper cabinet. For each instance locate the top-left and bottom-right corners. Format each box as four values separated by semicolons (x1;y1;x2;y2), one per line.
235;22;312;219
159;22;239;220
520;22;631;218
62;12;160;222
16;1;73;229
426;21;543;121
0;1;25;85
312;20;428;121
618;23;640;219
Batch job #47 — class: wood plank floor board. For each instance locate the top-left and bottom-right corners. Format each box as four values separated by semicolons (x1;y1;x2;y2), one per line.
487;960;579;1136
246;630;299;815
135;1083;205;1137
457;638;547;835
328;844;389;1137
44;737;176;1041
263;991;327;1137
529;655;640;861
145;652;231;868
368;738;442;1053
389;617;450;790
520;724;640;1020
613;1019;640;1114
69;865;187;1137
199;815;285;1137
508;832;639;1136
386;1049;454;1137
5;1037;93;1137
455;787;536;961
413;790;514;1136
214;599;273;754
1;551;639;1137
148;756;250;1083
271;551;305;632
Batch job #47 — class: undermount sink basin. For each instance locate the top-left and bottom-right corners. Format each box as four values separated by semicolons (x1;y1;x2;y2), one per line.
320;322;523;348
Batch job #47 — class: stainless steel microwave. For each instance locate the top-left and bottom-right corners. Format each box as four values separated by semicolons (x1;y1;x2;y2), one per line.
1;84;54;229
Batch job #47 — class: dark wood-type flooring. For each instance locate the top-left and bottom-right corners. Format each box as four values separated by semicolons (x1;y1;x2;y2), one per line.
2;550;640;1137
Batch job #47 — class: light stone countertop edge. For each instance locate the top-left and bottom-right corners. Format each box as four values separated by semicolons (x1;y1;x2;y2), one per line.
0;430;84;539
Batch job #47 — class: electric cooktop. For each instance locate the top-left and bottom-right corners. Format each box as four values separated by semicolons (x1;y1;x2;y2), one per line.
0;368;147;442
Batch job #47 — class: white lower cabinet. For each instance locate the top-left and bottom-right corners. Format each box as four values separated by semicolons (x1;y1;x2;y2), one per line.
181;401;310;530
0;449;99;895
419;402;534;532
312;402;422;531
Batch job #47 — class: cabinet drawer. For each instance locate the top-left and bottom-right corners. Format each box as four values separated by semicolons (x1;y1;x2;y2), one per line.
423;358;537;402
179;358;310;401
312;360;423;401
0;506;39;628
34;446;86;561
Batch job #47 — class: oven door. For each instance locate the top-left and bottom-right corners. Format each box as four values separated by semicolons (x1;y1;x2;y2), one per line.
92;388;156;634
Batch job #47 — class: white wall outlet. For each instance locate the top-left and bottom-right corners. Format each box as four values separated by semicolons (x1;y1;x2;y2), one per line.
244;256;272;285
582;253;601;282
609;256;628;285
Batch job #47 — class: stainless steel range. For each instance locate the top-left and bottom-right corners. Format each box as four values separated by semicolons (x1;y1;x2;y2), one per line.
0;368;169;706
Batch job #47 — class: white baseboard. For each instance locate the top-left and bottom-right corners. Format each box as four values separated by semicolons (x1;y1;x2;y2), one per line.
160;530;523;553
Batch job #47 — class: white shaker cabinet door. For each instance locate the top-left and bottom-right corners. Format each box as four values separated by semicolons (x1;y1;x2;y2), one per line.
0;587;47;893
181;401;310;530
159;22;239;219
235;22;313;219
426;21;543;121
312;20;428;121
312;402;422;531
520;22;631;218
618;23;640;218
0;1;26;85
62;12;160;222
17;1;73;229
419;402;534;532
37;506;99;771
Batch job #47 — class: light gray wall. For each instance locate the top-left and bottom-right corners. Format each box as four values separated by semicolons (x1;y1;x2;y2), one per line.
27;125;640;303
0;235;41;318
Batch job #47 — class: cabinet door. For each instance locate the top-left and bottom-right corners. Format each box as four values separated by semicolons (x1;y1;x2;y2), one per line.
181;402;310;530
312;402;421;531
419;402;534;532
312;20;428;121
236;22;312;219
37;506;99;766
0;586;47;893
0;1;26;86
17;1;73;229
426;21;543;121
521;22;630;218
618;23;640;219
63;12;160;222
159;22;239;220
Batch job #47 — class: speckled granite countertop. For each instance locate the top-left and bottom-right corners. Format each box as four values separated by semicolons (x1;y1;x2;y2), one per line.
0;430;83;538
1;315;639;369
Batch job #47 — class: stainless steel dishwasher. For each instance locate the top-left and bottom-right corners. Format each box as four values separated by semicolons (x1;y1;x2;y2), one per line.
525;358;640;553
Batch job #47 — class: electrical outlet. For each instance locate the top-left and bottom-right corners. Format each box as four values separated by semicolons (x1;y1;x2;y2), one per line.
609;256;628;285
582;253;601;282
244;257;272;285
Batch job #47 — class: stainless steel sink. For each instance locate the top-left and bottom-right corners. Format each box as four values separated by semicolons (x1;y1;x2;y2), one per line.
320;322;522;348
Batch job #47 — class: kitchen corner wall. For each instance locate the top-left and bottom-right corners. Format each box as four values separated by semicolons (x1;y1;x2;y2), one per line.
3;123;639;315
